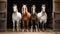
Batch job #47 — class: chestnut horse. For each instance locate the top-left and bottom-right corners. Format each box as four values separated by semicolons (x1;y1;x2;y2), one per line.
22;5;31;32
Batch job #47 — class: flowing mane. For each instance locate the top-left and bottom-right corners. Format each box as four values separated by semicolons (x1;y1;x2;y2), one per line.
22;4;31;32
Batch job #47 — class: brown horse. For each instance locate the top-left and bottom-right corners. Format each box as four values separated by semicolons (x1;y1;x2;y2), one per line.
30;5;38;32
22;5;31;32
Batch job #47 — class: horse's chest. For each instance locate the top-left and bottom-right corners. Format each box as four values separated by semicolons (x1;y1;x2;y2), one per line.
22;14;29;21
13;14;20;20
41;14;47;21
31;14;37;20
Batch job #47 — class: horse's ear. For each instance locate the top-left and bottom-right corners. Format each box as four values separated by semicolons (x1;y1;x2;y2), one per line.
41;4;46;7
13;4;16;7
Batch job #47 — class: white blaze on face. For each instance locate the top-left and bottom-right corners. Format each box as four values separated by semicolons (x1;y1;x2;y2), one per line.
32;5;36;14
22;5;27;14
13;5;17;12
42;5;46;12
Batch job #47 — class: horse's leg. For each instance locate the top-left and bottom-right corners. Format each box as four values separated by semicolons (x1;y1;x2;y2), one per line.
40;20;43;31
27;21;29;32
27;21;28;32
17;20;19;32
35;24;37;32
29;21;31;32
44;23;46;31
31;20;33;32
20;20;21;31
32;21;35;32
28;21;29;32
36;20;38;32
36;21;38;31
44;20;47;31
37;21;40;31
42;22;44;31
13;20;15;32
22;21;24;32
35;21;37;31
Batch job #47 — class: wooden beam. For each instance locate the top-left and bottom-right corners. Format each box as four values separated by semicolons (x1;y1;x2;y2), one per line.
54;0;60;3
0;1;6;3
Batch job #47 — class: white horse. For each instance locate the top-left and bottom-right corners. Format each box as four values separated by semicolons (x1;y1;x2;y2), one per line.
12;4;22;32
37;4;47;31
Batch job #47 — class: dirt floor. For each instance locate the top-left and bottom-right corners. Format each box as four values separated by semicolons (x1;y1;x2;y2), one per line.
0;29;60;34
0;32;59;34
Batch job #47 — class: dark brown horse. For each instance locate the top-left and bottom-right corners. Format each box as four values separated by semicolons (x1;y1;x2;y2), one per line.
22;5;31;32
30;5;38;32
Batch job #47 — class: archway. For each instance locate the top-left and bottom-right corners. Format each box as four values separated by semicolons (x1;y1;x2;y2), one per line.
7;0;53;31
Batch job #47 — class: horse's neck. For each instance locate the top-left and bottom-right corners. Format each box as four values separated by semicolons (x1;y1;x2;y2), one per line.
32;11;36;17
22;13;27;16
41;11;46;16
15;12;18;14
14;12;20;16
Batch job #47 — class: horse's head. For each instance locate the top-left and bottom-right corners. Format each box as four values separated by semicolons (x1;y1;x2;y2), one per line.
13;4;18;13
22;5;28;14
31;5;36;14
41;4;46;13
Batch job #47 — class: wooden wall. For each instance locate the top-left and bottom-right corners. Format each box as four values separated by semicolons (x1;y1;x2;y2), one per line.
53;0;60;31
0;0;7;31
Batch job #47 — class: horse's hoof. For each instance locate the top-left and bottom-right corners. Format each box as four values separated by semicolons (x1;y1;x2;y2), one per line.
13;31;15;32
25;30;27;32
31;29;32;32
13;29;15;32
33;30;34;32
36;30;38;32
24;30;25;32
37;29;39;32
27;30;29;32
22;29;24;32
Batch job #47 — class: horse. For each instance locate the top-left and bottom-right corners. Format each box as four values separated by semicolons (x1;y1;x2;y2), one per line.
37;4;47;31
12;4;22;32
22;5;31;32
30;5;38;32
